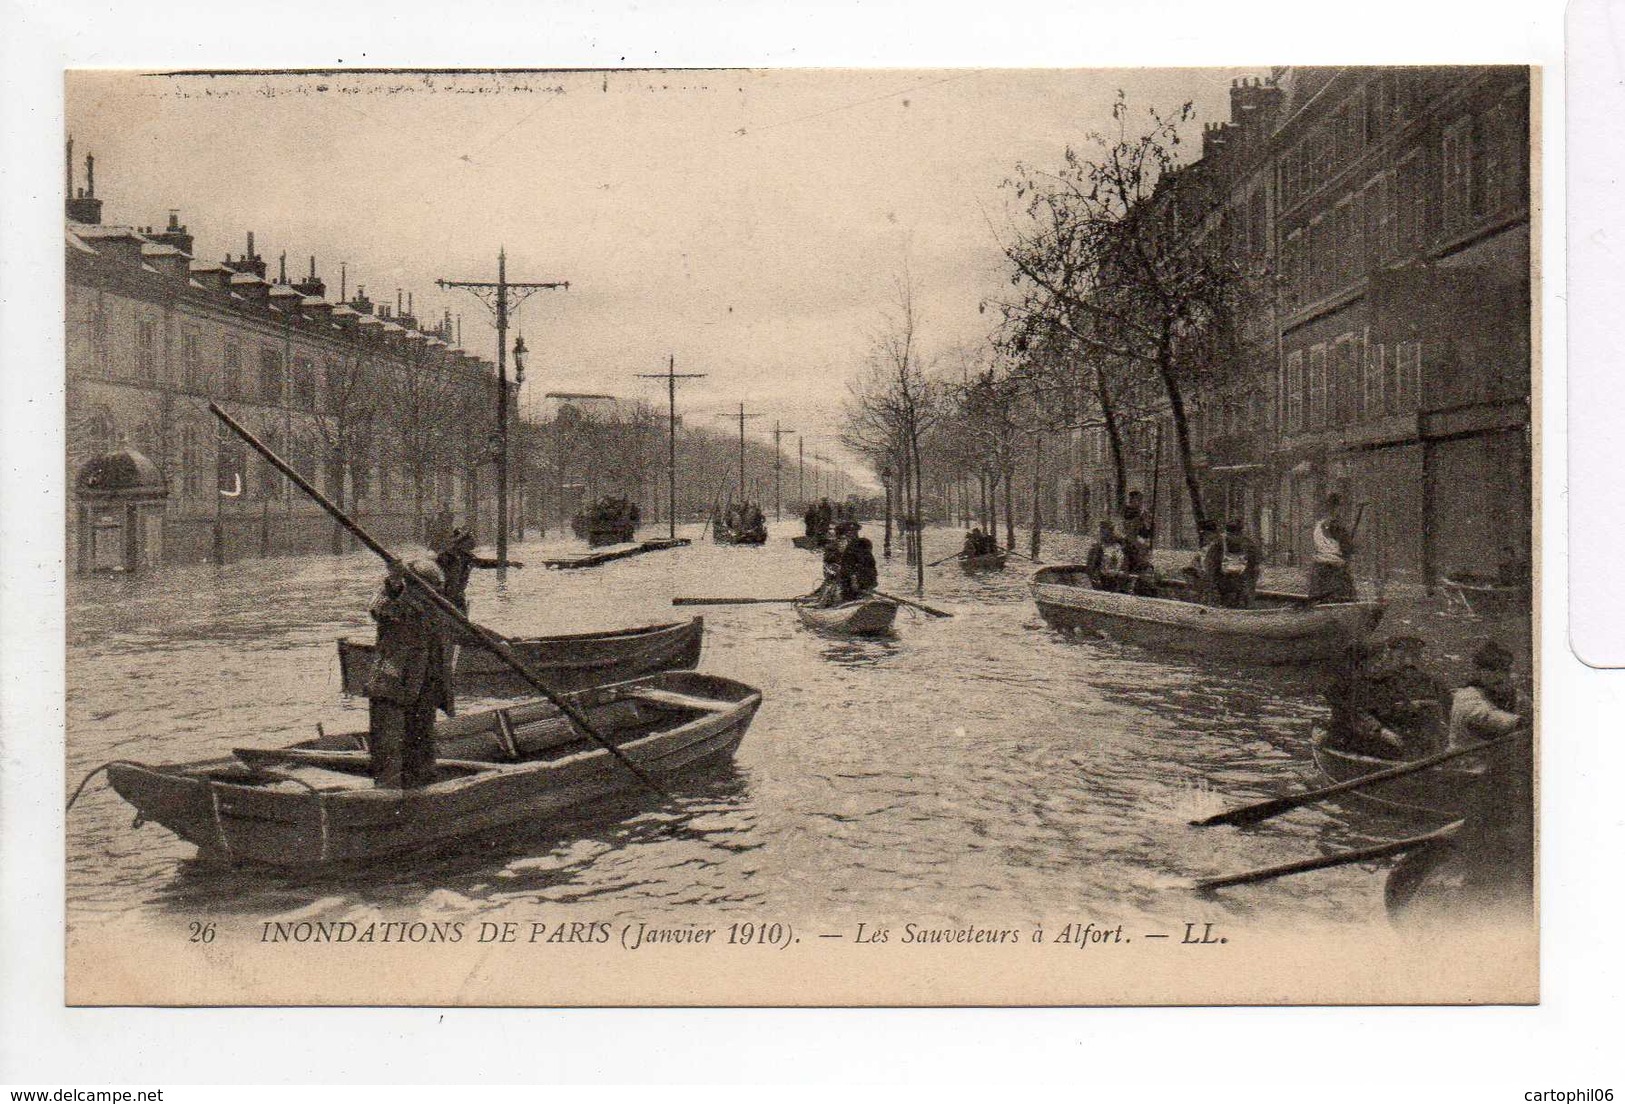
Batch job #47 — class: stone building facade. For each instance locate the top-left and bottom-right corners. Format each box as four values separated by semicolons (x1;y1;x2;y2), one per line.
1067;66;1531;585
65;158;501;566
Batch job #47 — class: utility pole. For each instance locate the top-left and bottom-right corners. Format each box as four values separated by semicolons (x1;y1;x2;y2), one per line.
714;403;763;507
771;421;797;522
437;248;568;564
636;354;705;539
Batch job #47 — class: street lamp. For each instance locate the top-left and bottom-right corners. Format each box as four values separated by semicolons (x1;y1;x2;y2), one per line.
511;335;528;538
881;464;894;559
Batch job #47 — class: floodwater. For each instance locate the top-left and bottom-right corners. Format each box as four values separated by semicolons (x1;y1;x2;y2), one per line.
66;522;1409;937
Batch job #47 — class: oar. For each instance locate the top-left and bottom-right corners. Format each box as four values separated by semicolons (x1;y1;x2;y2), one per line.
1194;822;1460;892
1191;731;1521;829
873;590;953;618
209;402;671;800
673;597;801;606
926;552;966;567
995;544;1037;562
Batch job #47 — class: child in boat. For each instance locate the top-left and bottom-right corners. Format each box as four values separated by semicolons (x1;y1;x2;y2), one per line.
366;558;457;790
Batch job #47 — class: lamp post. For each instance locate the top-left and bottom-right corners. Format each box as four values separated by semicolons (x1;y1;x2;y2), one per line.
881;463;893;559
512;334;528;540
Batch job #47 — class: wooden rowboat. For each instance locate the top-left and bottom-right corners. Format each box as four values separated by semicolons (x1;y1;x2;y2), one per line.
337;617;704;698
1439;573;1529;619
106;672;761;869
958;552;1007;573
791;535;826;551
795;596;898;636
714;527;767;545
1310;724;1473;823
1031;565;1382;664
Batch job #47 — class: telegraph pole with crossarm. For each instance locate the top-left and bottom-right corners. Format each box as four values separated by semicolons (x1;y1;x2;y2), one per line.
437;248;568;564
714;403;764;508
636;355;706;539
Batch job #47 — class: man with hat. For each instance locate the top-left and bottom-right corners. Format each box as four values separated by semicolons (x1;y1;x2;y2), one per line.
434;526;523;617
837;520;878;601
365;558;458;790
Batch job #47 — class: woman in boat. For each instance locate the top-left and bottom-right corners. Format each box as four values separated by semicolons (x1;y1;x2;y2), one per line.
366;559;457;790
1308;493;1357;603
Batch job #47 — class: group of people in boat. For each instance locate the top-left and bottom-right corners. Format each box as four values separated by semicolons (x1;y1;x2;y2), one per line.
717;501;767;541
1081;489;1160;596
1323;634;1528;762
362;525;522;790
806;520;879;607
960;527;1000;558
802;497;852;544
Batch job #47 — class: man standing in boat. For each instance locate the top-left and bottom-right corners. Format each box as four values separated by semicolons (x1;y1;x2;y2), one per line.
365;558;457;790
1308;493;1357;603
435;526;524;617
1204;519;1262;608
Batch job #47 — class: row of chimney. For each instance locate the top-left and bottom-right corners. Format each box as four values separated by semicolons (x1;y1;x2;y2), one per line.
67;142;458;346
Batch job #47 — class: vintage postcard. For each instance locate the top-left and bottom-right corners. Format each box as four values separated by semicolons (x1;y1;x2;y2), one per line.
61;65;1536;1006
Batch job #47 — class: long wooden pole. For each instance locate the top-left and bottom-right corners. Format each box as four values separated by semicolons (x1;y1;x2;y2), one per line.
209;402;669;798
1195;822;1460;892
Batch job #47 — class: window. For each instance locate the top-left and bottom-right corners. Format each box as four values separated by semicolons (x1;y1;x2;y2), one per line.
1284;350;1304;433
181;425;202;496
1363;336;1386;419
1308;344;1328;428
91;300;110;375
1394;341;1422;411
1442;117;1474;231
1332;334;1356;425
1481;89;1528;214
222;342;243;398
259;347;283;404
136;319;158;381
86;409;116;456
1396;152;1427;256
1283;231;1304;308
292;356;317;410
258;428;283;498
183;330;203;391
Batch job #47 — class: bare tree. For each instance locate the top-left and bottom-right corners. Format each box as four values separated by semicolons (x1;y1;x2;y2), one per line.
995;92;1251;534
310;348;379;553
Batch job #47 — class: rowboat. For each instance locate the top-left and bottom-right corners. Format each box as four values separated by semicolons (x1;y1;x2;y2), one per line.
795;596;898;635
337;617;704;697
539;537;691;571
1439;573;1529;619
1309;725;1474;823
714;527;767;545
791;535;826;551
1031;565;1382;664
958;552;1008;573
106;672;762;869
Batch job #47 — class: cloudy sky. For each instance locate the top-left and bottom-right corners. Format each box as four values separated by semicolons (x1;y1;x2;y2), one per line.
66;67;1259;481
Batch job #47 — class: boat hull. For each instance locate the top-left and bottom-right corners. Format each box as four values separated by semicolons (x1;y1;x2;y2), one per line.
791;535;826;551
958;553;1007;573
1310;725;1472;822
338;618;704;698
108;672;761;869
1031;566;1382;664
796;597;898;635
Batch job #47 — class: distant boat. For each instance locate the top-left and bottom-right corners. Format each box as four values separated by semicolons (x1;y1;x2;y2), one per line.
795;595;898;636
106;672;762;869
1031;565;1382;664
337;617;703;697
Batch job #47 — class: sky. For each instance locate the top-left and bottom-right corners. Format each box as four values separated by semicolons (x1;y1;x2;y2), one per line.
66;67;1260;485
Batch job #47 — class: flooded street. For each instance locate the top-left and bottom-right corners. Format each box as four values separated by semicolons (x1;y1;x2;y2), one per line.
66;522;1400;937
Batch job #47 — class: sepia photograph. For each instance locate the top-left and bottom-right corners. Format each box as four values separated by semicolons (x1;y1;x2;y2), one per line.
57;63;1535;1007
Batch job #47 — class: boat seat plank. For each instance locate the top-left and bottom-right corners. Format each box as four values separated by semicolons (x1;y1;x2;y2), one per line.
623;688;735;713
